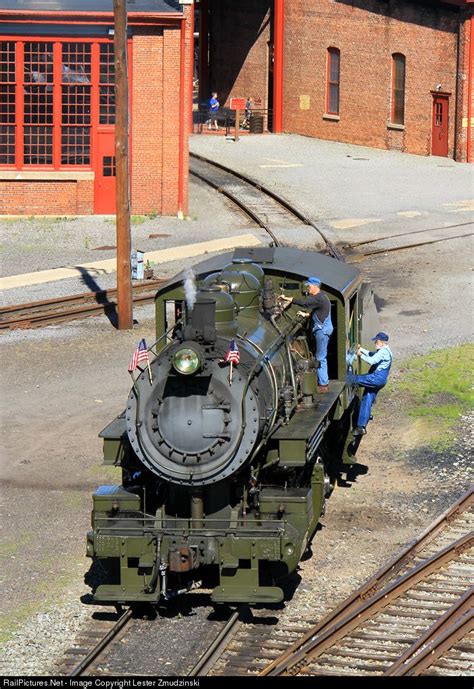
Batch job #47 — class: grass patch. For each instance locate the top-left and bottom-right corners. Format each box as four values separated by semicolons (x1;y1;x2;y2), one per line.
131;215;146;225
389;344;473;447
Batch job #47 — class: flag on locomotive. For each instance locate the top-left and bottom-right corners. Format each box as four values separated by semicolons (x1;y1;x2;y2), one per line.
128;339;153;384
223;339;240;365
128;338;149;372
222;338;240;385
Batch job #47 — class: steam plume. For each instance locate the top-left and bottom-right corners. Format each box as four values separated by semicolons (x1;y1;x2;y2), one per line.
184;268;197;312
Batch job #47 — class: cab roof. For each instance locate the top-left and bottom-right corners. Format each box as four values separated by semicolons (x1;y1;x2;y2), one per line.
165;246;362;299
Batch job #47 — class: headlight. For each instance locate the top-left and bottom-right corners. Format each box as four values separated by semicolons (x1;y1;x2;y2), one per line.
173;347;201;375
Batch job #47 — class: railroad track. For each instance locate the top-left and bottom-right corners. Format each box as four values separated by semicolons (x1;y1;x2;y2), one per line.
258;487;474;676
188;609;242;676
0;278;164;331
345;220;473;262
189;152;343;261
57;490;472;676
190;153;473;263
55;607;134;676
192;488;473;676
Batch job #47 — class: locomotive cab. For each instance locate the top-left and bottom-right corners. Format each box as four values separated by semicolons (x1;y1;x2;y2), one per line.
87;247;365;605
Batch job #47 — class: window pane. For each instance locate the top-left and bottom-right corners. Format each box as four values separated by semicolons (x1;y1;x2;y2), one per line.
61;126;90;165
329;50;340;83
99;43;115;124
62;86;91;126
62;43;91;83
24;125;53;165
0;43;15;163
24;42;53;85
24;43;54;164
392;54;405;125
0;125;15;164
0;41;15;83
329;84;339;115
24;86;53;125
60;43;91;166
327;49;340;115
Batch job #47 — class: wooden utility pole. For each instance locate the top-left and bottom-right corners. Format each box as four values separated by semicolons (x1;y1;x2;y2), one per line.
114;0;133;329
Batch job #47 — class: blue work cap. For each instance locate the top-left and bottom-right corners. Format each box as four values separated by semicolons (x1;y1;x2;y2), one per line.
372;332;389;342
306;277;321;286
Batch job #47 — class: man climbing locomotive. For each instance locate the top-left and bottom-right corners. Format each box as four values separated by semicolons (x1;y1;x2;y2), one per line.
86;247;379;607
279;276;333;394
350;332;393;436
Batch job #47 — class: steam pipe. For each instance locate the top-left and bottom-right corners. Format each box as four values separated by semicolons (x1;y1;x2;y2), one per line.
191;489;204;528
285;336;298;396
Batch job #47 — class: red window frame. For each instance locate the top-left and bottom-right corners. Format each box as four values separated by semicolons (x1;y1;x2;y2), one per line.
0;41;16;166
391;53;406;126
326;47;340;116
0;36;131;171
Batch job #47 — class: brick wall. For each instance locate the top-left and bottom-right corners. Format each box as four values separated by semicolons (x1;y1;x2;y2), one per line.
131;19;190;216
283;0;460;157
0;180;94;215
209;0;271;111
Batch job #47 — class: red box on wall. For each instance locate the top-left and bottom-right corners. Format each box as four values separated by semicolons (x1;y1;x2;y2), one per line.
230;97;246;110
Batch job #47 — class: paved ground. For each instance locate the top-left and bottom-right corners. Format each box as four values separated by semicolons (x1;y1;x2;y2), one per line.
190;133;474;244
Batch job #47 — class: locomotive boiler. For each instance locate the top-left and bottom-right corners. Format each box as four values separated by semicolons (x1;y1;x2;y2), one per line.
86;246;375;605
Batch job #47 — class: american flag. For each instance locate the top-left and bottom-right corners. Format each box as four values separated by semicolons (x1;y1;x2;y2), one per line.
223;339;240;365
128;338;149;372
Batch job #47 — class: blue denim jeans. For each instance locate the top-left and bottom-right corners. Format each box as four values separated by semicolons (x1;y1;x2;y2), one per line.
315;330;330;386
357;388;379;427
353;369;389;428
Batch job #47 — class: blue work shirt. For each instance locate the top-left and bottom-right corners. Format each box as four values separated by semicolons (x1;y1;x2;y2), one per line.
209;97;219;111
359;345;393;370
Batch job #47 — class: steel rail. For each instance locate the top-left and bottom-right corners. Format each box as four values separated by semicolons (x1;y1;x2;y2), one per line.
189;164;281;248
1;281;163;330
69;607;134;676
259;486;473;676
344;220;474;248
190;152;343;260
188;609;241;676
348;232;473;261
384;586;474;676
390;611;474;676
264;532;472;676
1;279;164;318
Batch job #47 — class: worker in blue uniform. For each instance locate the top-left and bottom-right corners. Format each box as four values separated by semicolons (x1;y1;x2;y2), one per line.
280;276;333;393
350;332;393;435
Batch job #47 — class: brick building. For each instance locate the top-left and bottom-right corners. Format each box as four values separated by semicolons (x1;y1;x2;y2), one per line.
0;0;193;216
201;0;473;161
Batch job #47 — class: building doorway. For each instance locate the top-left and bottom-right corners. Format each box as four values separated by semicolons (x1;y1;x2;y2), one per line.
94;130;116;214
431;94;449;157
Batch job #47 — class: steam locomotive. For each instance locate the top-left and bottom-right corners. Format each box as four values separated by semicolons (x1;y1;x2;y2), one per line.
86;246;376;605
